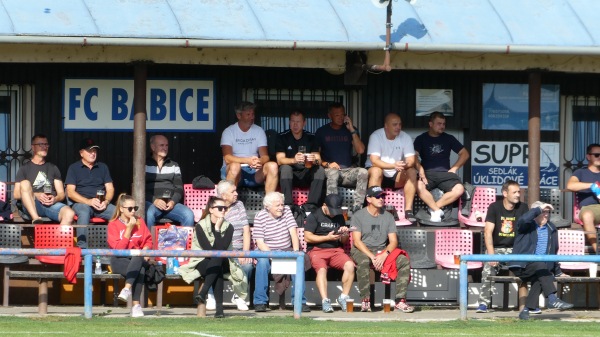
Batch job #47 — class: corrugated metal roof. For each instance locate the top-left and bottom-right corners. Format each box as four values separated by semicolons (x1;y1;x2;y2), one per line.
1;0;600;49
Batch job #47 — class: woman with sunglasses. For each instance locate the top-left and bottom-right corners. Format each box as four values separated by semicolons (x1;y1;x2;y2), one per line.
179;196;233;318
107;193;153;318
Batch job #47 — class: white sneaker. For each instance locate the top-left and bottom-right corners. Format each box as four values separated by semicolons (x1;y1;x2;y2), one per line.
118;288;131;302
206;293;216;310
430;209;443;223
131;304;144;318
232;294;249;311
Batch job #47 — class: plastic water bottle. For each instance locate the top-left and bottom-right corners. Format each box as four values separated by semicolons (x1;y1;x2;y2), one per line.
94;256;102;275
167;257;174;275
173;258;180;275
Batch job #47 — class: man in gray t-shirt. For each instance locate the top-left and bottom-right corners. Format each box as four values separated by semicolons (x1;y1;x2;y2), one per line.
351;186;414;313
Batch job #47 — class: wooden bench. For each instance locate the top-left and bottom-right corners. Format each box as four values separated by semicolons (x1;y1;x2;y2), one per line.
557;276;600;309
486;275;524;310
6;270;124;314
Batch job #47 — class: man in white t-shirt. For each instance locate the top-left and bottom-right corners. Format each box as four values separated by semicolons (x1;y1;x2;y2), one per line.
220;102;278;192
365;113;441;222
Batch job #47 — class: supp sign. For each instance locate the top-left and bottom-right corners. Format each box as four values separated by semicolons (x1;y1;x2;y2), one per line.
63;79;215;131
471;141;559;192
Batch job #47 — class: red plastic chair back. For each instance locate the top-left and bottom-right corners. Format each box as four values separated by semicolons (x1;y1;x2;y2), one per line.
458;187;496;227
557;229;592;271
183;184;217;221
292;188;309;205
0;181;6;202
434;229;483;269
34;225;74;264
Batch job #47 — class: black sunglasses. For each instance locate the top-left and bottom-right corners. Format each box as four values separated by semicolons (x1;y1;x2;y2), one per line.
124;206;139;212
211;206;229;212
589;153;600;158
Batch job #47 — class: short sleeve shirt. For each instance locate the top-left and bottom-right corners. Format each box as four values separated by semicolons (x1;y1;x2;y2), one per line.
15;161;62;196
65;161;113;199
365;128;415;178
252;206;297;250
224;201;249;250
350;208;396;251
304;208;346;251
573;167;600;207
414;132;464;172
485;200;529;248
220;123;268;167
315;124;356;169
275;130;318;158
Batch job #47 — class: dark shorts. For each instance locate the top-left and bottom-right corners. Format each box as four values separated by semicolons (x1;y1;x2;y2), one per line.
423;171;462;193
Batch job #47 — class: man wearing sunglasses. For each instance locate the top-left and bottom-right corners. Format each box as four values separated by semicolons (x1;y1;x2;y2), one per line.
350;186;414;314
65;138;116;248
13;134;75;225
567;143;600;253
145;135;195;232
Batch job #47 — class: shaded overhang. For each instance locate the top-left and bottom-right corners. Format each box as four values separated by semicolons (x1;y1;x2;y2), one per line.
2;0;600;72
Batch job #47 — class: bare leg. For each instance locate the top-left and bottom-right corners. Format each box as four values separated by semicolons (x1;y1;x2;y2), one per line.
19;181;42;221
315;268;328;300
341;261;355;296
436;183;464;208
226;163;242;186
367;167;383;188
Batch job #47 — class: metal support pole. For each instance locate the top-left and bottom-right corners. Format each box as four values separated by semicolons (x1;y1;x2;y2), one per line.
84;253;93;319
528;71;542;205
133;62;147;215
293;254;305;319
459;258;468;320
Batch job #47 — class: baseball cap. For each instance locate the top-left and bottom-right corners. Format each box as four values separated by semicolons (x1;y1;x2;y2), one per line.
366;186;386;198
80;138;100;151
324;194;343;216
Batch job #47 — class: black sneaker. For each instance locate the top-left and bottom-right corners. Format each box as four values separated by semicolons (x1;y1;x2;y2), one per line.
254;304;268;312
302;304;311;312
519;309;530;320
549;298;574;310
405;210;417;223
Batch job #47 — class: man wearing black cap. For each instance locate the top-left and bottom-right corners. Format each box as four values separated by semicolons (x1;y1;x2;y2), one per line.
351;186;414;313
304;194;354;313
66;138;116;247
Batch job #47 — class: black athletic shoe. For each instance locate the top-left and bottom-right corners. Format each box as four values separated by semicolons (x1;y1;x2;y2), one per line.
405;210;417;223
254;304;268;312
549;298;574;310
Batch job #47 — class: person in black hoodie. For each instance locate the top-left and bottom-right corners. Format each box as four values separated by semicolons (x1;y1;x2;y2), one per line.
509;201;573;320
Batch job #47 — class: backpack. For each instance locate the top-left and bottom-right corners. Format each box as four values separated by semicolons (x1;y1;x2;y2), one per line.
291;204;307;228
0;200;12;222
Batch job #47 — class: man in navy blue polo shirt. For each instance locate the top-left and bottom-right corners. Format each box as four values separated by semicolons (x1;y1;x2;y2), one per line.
65;138;116;248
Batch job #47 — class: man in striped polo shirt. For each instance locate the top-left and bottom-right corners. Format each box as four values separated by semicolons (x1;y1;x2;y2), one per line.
252;191;310;312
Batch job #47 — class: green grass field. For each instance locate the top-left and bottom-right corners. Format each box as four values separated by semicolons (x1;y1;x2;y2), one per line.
0;316;598;337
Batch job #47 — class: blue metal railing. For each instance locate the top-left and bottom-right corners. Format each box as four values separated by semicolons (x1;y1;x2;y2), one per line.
0;248;305;319
459;254;600;320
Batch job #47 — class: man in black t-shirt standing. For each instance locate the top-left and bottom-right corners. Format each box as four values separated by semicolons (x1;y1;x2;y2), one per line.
476;180;528;313
304;194;354;313
275;109;325;209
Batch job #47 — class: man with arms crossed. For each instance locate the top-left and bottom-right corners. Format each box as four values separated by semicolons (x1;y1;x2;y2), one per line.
221;102;278;192
475;180;529;313
304;194;355;313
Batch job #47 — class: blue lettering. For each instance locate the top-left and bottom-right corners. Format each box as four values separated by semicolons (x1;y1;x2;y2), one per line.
168;89;176;121
179;89;193;122
84;88;98;121
112;88;129;120
196;89;209;121
68;88;81;120
149;89;167;121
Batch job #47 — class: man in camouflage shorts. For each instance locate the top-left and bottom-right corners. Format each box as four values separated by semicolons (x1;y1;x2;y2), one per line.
350;186;414;313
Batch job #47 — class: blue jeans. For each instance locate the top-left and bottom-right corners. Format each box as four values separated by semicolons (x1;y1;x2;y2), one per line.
145;202;195;231
73;203;116;248
21;200;68;222
253;257;306;305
